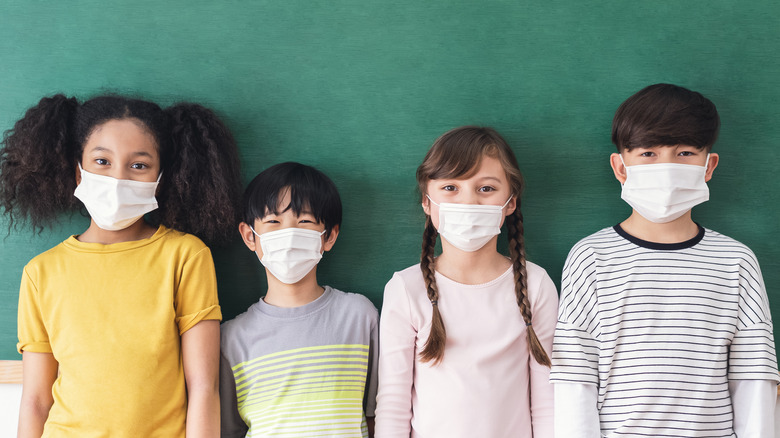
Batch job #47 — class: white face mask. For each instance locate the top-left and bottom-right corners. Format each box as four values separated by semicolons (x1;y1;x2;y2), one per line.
73;164;161;231
252;227;326;284
426;195;512;252
620;155;710;223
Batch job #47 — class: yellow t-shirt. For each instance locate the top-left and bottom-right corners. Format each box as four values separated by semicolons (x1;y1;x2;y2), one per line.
17;225;222;437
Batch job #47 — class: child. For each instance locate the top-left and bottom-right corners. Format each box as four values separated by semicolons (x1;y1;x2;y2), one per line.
1;94;243;437
375;126;558;437
550;84;780;437
219;162;379;438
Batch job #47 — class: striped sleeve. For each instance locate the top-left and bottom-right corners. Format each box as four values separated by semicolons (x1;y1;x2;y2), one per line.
729;248;779;382
551;240;600;385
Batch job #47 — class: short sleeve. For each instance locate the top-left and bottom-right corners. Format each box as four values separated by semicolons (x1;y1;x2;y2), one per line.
219;352;249;438
727;250;779;382
550;243;600;386
17;266;51;354
175;246;222;335
364;308;379;417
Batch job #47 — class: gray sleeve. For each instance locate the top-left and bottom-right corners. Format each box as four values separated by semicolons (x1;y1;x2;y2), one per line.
364;311;379;417
219;352;248;438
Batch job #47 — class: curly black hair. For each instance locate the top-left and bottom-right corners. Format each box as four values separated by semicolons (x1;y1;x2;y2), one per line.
0;94;243;246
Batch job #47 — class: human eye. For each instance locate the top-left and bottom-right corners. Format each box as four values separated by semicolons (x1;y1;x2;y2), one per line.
678;150;697;157
261;216;280;224
95;158;109;166
478;186;496;193
442;184;457;192
130;162;149;170
638;151;655;157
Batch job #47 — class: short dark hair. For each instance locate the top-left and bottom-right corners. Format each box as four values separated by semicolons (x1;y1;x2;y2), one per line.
612;83;720;152
242;162;342;238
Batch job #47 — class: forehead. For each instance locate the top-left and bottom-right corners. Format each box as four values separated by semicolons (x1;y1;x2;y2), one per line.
83;119;159;155
432;155;508;181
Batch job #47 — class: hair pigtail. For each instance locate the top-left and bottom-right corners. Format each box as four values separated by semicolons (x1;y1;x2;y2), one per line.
419;216;446;364
160;103;242;246
0;94;80;233
506;209;551;367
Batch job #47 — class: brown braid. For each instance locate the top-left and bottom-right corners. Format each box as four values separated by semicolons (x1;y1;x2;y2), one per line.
419;216;447;364
506;208;551;367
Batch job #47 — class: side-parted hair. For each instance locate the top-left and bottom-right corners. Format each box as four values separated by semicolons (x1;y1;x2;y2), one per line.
415;126;551;367
0;94;243;246
242;162;342;239
612;83;720;152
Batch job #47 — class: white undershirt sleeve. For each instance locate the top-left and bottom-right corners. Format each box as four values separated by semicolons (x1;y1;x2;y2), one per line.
554;382;601;438
729;379;776;438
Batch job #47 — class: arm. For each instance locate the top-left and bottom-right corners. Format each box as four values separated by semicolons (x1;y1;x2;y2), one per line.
374;274;417;438
529;271;558;438
729;379;776;437
17;351;58;438
219;352;248;438
182;320;220;438
554;383;600;438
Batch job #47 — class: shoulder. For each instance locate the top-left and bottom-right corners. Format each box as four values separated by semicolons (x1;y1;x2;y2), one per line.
700;227;761;268
157;226;209;251
220;303;259;344
568;226;621;254
524;260;558;302
23;240;71;277
327;287;379;320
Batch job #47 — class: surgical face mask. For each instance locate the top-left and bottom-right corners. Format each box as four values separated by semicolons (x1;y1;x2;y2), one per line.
426;195;512;252
73;164;161;231
620;155;710;223
252;227;326;284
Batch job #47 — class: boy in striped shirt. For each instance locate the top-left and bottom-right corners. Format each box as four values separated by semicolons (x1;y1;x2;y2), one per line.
550;84;779;438
219;162;378;438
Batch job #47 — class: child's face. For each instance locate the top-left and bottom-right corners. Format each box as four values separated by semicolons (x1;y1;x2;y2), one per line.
239;189;338;258
78;118;160;183
611;145;719;184
422;155;516;229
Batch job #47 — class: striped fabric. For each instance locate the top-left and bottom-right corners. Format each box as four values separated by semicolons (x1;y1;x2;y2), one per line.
234;344;370;437
550;225;779;437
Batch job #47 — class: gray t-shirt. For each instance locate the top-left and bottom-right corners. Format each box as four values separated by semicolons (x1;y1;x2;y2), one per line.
219;286;379;438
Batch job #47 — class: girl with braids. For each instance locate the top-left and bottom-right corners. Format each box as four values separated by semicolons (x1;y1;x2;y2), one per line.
1;94;242;438
375;126;557;438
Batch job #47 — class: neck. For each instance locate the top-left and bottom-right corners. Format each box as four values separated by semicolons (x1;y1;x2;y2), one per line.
77;219;158;244
435;236;511;284
620;210;700;244
263;269;325;308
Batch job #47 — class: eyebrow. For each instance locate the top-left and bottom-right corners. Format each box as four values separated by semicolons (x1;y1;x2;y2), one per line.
87;146;154;158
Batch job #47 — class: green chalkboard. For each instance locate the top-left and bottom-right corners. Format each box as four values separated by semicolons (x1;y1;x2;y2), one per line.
1;1;779;361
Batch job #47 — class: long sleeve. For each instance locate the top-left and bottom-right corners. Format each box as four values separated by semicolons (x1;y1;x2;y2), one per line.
729;379;776;438
529;271;558;438
219;353;248;438
374;274;416;438
554;383;600;438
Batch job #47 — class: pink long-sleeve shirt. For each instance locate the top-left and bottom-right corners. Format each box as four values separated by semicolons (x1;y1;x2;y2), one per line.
375;262;558;438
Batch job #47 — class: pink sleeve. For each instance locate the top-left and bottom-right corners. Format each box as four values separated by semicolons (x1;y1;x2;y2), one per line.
530;270;558;438
375;273;416;438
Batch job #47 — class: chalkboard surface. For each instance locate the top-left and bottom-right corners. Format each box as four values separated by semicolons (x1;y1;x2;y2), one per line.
1;1;779;360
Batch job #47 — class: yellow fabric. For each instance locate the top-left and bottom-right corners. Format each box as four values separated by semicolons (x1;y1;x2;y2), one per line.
17;225;222;438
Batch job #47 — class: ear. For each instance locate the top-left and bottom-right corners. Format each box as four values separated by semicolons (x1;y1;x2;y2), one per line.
323;225;340;252
504;195;517;216
704;153;719;182
610;153;628;184
238;222;258;252
75;161;82;185
422;195;431;216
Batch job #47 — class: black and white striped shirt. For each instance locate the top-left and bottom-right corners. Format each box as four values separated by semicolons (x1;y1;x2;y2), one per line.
550;225;779;437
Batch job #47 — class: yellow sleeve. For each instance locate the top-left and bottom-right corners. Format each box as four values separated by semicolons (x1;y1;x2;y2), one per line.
17;266;52;354
175;246;222;335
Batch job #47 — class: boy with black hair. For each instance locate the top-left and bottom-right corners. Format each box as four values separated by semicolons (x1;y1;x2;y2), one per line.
550;84;779;438
219;162;378;438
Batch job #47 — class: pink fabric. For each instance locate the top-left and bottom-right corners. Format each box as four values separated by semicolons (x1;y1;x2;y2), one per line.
375;262;557;438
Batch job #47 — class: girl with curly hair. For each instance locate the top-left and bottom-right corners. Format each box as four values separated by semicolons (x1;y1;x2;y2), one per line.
1;94;242;438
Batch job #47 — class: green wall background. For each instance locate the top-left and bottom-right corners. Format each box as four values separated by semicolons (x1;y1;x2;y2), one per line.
1;1;778;360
